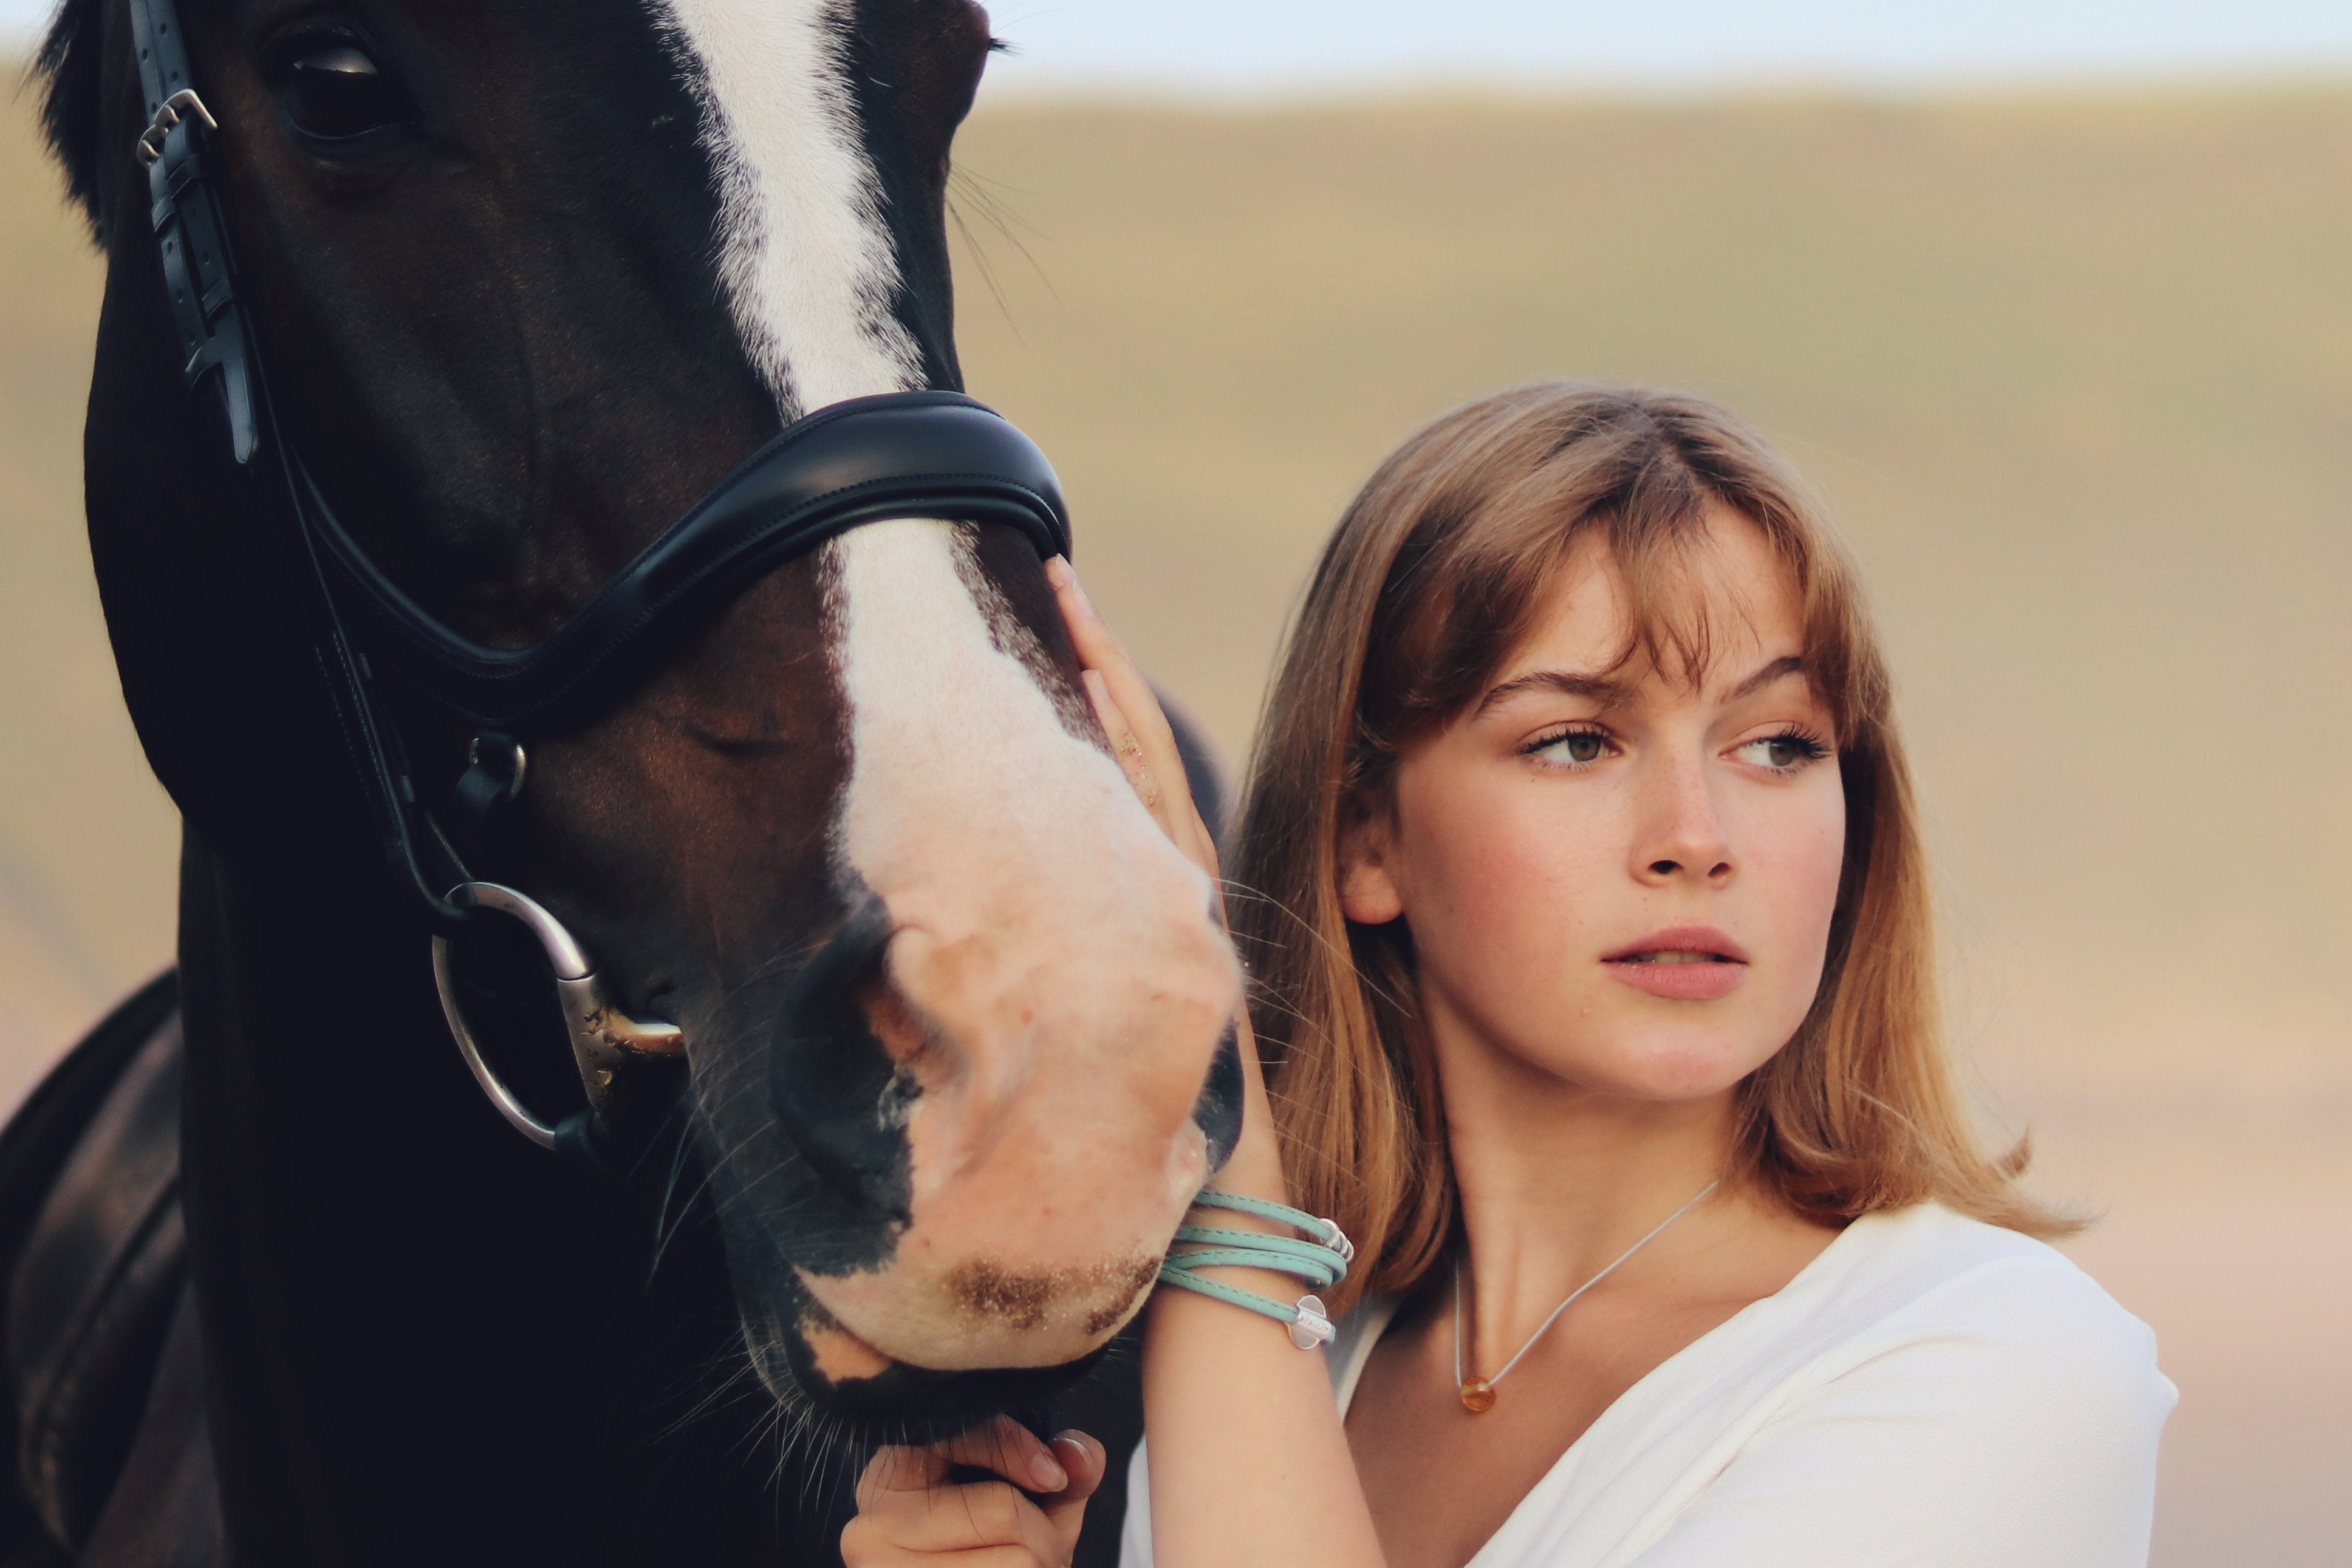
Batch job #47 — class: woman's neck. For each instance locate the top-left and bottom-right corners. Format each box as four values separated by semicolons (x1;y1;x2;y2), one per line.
1431;1004;1749;1361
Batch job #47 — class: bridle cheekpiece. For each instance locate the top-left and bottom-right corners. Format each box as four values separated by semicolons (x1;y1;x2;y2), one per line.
125;0;1073;1169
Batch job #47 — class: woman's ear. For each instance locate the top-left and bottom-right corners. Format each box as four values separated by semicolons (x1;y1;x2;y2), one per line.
1338;803;1406;925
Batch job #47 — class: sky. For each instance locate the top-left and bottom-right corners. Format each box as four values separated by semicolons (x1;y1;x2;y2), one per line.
980;1;2352;92
4;1;2351;88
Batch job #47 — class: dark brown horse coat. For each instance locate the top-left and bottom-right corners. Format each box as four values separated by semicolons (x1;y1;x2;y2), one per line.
1;0;1240;1561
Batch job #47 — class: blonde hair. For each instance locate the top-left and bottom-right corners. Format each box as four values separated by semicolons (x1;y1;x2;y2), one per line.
1229;383;2067;1315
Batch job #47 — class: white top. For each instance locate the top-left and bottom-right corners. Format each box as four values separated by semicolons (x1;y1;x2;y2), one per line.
1120;1203;2175;1567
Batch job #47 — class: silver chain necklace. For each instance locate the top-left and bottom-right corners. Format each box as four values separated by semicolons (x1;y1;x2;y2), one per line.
1452;1179;1719;1413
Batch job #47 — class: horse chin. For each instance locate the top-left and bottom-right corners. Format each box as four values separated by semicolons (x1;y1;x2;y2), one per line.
744;1297;1110;1436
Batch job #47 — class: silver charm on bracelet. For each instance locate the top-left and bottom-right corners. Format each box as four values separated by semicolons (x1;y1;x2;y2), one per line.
1289;1294;1336;1350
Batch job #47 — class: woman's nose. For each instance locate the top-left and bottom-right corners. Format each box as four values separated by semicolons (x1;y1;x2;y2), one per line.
1631;754;1735;885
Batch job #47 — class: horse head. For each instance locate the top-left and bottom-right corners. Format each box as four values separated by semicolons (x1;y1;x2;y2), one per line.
41;0;1239;1436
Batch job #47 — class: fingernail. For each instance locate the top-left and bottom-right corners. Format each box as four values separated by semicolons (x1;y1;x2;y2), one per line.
1045;554;1073;589
1030;1448;1069;1491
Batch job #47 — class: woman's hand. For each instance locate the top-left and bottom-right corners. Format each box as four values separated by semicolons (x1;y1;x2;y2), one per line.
841;1416;1106;1568
1046;556;1221;888
1041;562;1383;1568
1047;557;1288;1199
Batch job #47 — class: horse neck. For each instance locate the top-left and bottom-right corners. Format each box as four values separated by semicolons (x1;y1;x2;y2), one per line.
172;828;814;1565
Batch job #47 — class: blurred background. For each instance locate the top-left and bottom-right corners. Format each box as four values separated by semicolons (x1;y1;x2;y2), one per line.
4;1;2348;1561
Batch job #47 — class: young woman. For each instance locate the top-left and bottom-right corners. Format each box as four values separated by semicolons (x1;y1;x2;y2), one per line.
842;384;2174;1568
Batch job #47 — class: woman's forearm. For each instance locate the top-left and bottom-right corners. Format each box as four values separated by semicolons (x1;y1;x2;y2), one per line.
1141;1284;1386;1568
1039;574;1386;1566
1138;1113;1386;1568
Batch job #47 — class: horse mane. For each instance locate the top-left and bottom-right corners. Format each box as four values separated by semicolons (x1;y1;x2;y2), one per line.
32;0;105;235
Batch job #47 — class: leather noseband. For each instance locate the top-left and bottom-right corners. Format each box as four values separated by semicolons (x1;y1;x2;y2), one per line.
314;392;1068;736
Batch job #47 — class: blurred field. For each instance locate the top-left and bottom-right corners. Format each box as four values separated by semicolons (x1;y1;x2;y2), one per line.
0;74;177;1082
950;89;2352;1567
6;69;2351;1563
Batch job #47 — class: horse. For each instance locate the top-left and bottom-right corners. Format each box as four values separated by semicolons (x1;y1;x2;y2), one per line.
2;1;1242;1561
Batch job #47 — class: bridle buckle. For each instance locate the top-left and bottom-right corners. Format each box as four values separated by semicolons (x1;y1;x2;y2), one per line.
135;89;216;166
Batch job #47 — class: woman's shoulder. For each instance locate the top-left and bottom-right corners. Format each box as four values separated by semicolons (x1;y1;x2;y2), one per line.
1811;1202;2137;1321
1771;1202;2169;1409
1553;1207;2174;1568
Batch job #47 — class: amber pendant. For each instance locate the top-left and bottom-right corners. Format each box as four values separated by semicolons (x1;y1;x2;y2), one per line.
1459;1378;1497;1413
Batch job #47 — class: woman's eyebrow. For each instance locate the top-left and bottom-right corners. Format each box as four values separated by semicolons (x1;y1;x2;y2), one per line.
1726;654;1807;701
1475;669;1630;714
1478;654;1804;714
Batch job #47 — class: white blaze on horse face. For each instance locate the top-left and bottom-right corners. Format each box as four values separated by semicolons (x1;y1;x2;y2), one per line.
818;521;1240;1369
650;0;923;409
654;0;1242;1371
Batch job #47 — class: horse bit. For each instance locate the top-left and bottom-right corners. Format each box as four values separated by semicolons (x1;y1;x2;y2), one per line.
126;0;1073;1165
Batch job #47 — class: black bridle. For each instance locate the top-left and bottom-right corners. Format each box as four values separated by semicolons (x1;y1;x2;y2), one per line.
126;0;1072;1161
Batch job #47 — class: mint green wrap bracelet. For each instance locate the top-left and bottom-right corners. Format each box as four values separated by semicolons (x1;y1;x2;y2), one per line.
1156;1190;1355;1349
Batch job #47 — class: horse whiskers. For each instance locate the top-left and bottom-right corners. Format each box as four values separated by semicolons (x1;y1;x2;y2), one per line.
642;894;1224;1512
947;201;1021;341
946;164;1048;298
644;1130;714;1289
1229;883;1423;1021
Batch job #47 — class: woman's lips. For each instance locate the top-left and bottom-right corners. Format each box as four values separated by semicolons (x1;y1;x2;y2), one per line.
1602;926;1749;1001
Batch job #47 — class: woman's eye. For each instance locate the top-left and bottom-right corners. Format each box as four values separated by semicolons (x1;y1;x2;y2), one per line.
1530;730;1610;766
1734;731;1827;771
267;38;414;145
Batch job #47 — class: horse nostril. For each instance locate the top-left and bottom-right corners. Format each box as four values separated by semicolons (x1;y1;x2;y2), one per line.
769;891;915;1219
1191;1023;1243;1172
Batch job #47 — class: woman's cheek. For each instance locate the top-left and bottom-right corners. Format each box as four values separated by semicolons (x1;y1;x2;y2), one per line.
1755;775;1848;997
1398;779;1571;988
1797;775;1849;955
1451;787;1602;949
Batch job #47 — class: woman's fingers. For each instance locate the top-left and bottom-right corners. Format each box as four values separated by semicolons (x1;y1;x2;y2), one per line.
1048;559;1192;802
947;1413;1072;1492
843;1531;1061;1568
855;1442;953;1507
1047;558;1222;882
1047;1430;1107;1503
1038;1430;1108;1556
1082;668;1163;817
856;1416;1066;1501
1052;559;1167;816
844;1418;1095;1568
845;1478;1064;1561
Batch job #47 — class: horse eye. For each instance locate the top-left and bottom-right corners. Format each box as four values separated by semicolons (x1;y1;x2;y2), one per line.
267;37;414;146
